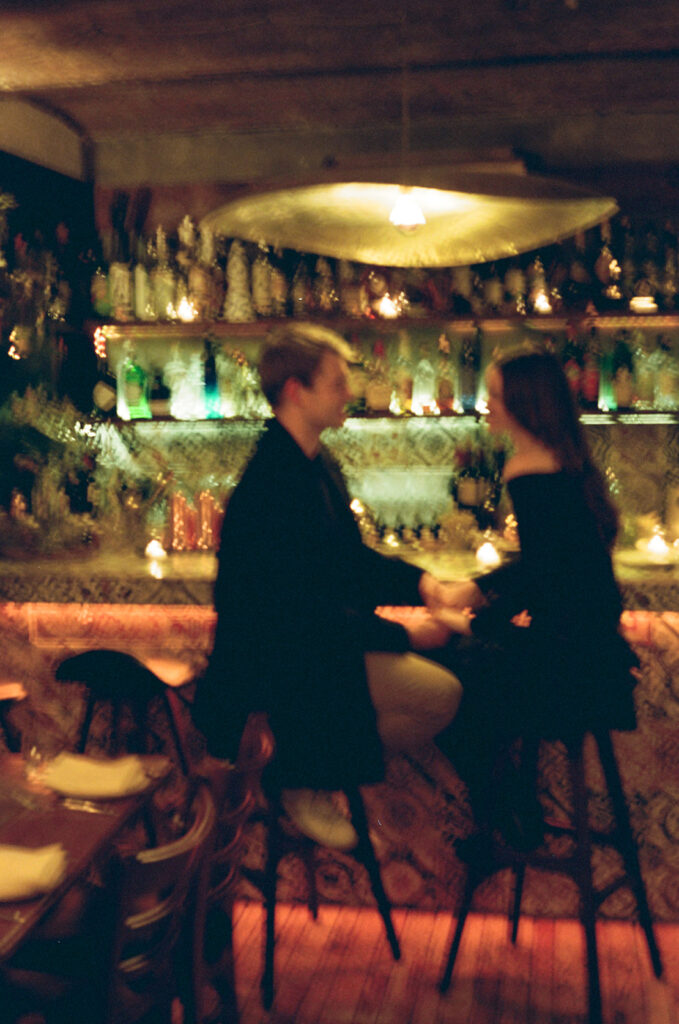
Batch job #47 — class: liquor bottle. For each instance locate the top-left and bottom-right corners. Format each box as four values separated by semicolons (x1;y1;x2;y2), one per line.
482;264;504;314
611;333;635;409
174;215;196;320
365;337;392;413
148;371;170;417
580;329;601;411
390;330;414;414
117;341;151;420
527;256;552;314
223;240;255;322
108;194;134;322
152;226;178;320
313;257;338;315
598;334;617;412
290;257;311;318
89;238;111;318
133;236;154;321
337;259;362;318
251;242;273;318
269;247;289;318
562;324;583;401
458;327;481;413
436;333;455;414
633;331;656;410
449;265;474;315
502;261;526;315
411;344;437;415
189;224;218;321
204;340;221;419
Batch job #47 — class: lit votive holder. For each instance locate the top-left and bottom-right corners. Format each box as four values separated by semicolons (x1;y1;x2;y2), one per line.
475;538;501;569
144;538;167;559
645;530;673;564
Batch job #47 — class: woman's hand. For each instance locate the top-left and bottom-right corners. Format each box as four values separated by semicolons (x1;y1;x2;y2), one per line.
419;573;483;613
431;606;474;636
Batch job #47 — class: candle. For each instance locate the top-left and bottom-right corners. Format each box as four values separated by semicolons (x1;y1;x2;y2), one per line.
144;538;167;559
646;530;670;562
476;539;501;568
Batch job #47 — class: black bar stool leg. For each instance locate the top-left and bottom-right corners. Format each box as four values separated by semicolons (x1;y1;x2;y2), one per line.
594;731;663;978
78;694;96;753
162;691;191;776
346;787;400;961
510;862;526;944
568;741;603;1024
440;865;478;992
261;803;281;1010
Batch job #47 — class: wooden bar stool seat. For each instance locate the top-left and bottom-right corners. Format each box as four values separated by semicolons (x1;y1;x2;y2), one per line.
440;729;663;1024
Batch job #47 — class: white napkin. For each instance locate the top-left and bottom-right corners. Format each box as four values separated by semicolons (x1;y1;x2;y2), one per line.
40;753;152;798
0;843;67;901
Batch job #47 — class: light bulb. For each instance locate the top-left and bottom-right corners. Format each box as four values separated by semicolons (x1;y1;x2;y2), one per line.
389;190;426;234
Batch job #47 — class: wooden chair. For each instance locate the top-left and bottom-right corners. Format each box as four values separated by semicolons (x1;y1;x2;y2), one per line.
55;649;192;774
101;780;217;1024
1;782;217;1024
197;715;276;1023
439;730;663;1024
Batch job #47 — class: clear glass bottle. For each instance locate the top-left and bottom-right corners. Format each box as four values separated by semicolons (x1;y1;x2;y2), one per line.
151;226;177;320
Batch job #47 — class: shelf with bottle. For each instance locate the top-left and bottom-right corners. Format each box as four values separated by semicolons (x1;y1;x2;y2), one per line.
91;311;679;424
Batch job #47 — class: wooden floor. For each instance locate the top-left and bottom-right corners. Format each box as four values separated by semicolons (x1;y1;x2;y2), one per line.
228;900;679;1024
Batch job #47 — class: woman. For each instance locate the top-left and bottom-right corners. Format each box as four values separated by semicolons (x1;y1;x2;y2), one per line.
430;346;638;847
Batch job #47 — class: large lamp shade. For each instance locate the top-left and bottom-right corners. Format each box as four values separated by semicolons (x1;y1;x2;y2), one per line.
201;172;618;268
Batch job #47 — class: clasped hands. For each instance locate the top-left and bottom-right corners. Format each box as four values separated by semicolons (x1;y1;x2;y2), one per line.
405;572;483;650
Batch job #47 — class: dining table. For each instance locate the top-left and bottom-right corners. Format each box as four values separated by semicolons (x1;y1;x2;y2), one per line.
0;752;170;963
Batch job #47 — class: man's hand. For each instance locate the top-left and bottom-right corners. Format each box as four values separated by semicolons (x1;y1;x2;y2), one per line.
404;609;453;650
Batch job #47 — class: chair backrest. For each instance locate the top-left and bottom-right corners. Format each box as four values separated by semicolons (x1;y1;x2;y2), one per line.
102;782;217;1024
55;649;167;701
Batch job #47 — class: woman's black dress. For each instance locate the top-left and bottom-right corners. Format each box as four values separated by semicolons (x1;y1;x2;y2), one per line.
436;470;638;820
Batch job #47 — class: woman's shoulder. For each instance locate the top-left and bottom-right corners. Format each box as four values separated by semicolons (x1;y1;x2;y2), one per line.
503;448;562;482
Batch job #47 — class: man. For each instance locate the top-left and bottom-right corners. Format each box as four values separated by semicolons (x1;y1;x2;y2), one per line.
195;323;461;850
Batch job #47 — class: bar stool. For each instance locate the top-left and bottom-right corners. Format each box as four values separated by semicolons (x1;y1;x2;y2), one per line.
55;649;192;775
0;681;27;752
439;729;663;1024
213;715;401;1011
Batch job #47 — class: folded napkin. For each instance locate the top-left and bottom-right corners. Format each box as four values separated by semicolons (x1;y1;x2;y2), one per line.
40;753;152;798
0;843;67;901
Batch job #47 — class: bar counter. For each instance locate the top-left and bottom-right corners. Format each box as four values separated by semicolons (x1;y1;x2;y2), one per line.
1;547;678;610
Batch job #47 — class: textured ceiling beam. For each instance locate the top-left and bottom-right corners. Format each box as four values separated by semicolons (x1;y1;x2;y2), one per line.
0;97;86;180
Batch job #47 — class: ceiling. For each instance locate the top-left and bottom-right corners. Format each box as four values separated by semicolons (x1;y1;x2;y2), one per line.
1;0;679;207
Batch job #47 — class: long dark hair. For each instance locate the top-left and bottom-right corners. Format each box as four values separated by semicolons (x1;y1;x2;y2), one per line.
495;346;619;549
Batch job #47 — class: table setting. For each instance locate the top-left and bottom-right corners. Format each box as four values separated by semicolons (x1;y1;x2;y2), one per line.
0;715;172;962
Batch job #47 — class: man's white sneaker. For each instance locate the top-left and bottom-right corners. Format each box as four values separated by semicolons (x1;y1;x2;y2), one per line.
281;788;359;852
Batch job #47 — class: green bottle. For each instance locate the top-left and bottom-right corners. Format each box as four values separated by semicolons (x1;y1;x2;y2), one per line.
117;342;151;420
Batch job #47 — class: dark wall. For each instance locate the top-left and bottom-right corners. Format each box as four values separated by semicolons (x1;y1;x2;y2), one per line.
0;149;96;254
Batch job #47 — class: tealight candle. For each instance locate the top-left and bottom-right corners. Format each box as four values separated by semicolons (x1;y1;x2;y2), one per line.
145;538;167;559
476;540;501;568
646;531;670;561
